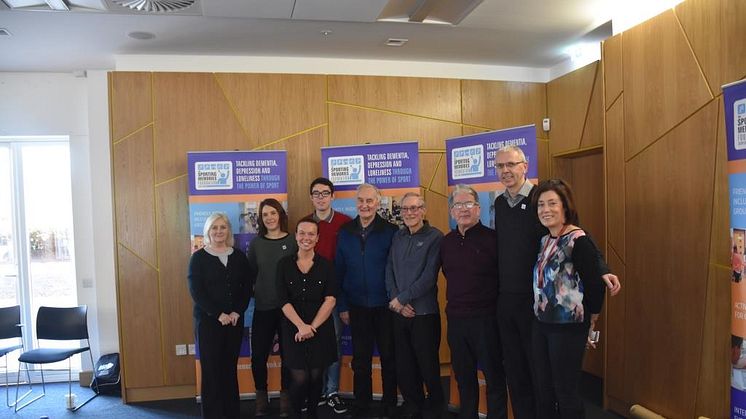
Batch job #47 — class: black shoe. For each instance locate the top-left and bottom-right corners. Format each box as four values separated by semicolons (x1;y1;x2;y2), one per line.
327;393;349;414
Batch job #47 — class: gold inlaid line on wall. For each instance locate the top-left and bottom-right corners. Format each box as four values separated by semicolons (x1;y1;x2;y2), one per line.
427;189;448;199
624;97;718;163
212;73;252;143
327;100;462;125
112;123;154;146
576;63;601;151
155;173;188;188
672;9;715;99
552;144;604;158
608;243;625;266
420;149;446;153
118;241;160;273
461;122;495;132
256;123;328;150
325;76;331;147
605;91;623;113
427;153;445;191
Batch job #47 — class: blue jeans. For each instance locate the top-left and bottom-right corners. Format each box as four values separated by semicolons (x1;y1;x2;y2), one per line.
322;310;343;396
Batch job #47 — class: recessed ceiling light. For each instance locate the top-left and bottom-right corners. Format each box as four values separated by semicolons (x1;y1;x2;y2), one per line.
0;28;11;37
385;38;408;47
128;31;156;40
320;29;333;36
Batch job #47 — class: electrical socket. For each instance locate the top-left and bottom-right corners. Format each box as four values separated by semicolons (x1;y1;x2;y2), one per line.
187;344;196;355
175;344;187;356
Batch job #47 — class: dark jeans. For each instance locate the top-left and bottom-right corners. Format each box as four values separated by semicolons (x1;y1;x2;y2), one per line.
447;315;507;419
393;312;443;414
531;321;588;419
251;308;289;391
349;305;397;408
497;293;536;419
197;317;243;419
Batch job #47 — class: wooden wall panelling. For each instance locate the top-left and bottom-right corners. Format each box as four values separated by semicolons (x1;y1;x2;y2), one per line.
423;190;450;364
327;104;462;150
258;127;326;227
429;153;448;196
606;98;626;261
117;244;165;388
604;249;626;408
623;100;718;418
113;128;157;267
461;80;547;139
110;72;152;141
547;62;598;156
327;75;461;122
152;73;250;183
550;156;573;181
214;73;326;147
722;0;746;86
537;139;550;181
621;10;713;159
579;70;604;149
156;176;195;385
711;99;729;265
674;0;722;94
603;34;623;109
419;153;442;190
694;265;731;418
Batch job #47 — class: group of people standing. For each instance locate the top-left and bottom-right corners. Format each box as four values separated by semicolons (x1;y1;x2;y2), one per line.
187;145;621;419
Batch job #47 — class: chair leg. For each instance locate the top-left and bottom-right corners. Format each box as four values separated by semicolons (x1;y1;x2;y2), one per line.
14;362;42;412
72;351;99;411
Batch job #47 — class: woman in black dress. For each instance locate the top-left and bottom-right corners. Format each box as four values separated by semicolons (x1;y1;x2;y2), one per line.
188;212;252;419
276;218;338;418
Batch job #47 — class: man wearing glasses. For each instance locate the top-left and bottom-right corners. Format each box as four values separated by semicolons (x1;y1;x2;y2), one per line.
440;184;507;419
385;192;444;419
306;177;351;414
493;145;621;419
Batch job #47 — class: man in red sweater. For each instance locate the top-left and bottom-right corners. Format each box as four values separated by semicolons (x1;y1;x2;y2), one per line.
306;177;351;414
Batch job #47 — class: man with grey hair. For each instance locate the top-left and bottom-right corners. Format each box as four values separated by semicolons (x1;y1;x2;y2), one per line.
386;192;444;419
493;145;620;419
335;183;399;418
441;184;507;419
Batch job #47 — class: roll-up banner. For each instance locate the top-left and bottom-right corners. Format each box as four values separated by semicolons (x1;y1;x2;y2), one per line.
321;141;420;396
445;126;537;415
187;150;288;399
725;78;746;419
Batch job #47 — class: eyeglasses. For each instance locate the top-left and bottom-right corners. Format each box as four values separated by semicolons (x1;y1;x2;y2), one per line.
451;201;478;210
495;161;525;170
401;205;424;213
311;190;332;199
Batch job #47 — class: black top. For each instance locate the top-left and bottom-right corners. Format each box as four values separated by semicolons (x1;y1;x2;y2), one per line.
187;248;252;327
440;222;499;318
276;253;338;368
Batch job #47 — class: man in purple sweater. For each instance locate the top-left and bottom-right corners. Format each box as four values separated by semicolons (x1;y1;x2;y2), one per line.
440;184;507;419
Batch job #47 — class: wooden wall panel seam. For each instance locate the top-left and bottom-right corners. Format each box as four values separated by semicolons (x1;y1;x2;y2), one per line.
212;73;253;143
672;8;716;99
462;122;499;131
552;144;604;158
257;123;328;150
576;64;602;150
459;79;464;124
153;179;168;385
118;241;160;272
609;243;625;266
325;76;331;147
155;173;188;188
624;97;719;163
327;100;463;125
420;149;447;153
112;123;154;145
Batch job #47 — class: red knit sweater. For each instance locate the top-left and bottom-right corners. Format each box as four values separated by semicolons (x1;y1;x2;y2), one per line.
309;210;352;262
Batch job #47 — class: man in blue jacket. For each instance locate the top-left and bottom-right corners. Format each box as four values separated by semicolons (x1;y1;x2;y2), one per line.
336;183;398;418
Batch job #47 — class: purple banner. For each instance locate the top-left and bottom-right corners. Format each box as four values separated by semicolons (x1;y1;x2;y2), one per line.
321;142;419;192
187;150;287;196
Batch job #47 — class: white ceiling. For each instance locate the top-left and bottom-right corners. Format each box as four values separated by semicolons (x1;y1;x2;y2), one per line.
0;0;613;73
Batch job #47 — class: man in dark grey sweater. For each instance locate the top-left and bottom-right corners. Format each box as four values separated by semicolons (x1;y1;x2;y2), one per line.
385;192;444;419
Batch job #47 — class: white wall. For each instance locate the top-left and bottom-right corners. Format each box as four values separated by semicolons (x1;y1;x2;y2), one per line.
0;72;118;364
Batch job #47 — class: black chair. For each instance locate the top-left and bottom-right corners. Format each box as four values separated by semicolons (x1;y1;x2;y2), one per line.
14;305;98;411
0;305;29;407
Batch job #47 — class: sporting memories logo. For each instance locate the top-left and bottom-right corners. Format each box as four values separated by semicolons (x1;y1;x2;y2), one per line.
195;161;233;190
451;144;484;180
736;99;746;150
328;155;365;186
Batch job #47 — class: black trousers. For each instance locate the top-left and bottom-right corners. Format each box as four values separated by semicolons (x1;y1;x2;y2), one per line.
393;312;443;413
447;315;507;419
198;317;243;419
349;305;397;408
497;293;537;419
251;308;289;391
531;321;588;419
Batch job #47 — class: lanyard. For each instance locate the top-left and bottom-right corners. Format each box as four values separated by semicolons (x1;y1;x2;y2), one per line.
537;224;568;289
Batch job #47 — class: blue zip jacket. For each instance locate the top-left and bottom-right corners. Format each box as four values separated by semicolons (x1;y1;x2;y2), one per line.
335;214;398;312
